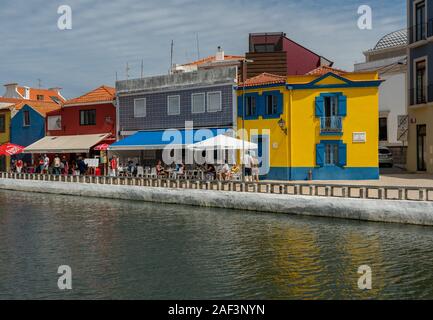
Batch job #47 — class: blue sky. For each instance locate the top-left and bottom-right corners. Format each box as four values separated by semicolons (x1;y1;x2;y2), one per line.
0;0;406;98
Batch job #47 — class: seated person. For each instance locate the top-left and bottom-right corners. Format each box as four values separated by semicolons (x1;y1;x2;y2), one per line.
205;163;216;180
156;160;167;177
219;161;231;181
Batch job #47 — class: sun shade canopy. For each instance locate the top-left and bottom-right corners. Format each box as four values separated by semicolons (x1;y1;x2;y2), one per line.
187;134;258;150
110;128;231;151
24;133;111;154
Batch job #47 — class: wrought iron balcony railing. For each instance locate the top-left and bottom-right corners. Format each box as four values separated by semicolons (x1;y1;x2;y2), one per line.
320;116;342;134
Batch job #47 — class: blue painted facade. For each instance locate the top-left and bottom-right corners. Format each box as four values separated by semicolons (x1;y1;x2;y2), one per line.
10;105;46;161
408;0;433;105
264;167;379;181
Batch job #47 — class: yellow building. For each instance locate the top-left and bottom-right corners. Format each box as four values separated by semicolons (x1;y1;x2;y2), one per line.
0;103;13;172
237;68;382;181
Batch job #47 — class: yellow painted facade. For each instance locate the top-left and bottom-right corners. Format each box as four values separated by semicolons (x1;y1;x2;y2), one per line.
237;72;382;181
0;108;11;172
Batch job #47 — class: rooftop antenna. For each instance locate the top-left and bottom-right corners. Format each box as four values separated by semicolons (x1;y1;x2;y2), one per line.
37;79;42;88
126;62;130;80
115;71;118;82
196;33;200;60
170;40;174;74
141;59;144;78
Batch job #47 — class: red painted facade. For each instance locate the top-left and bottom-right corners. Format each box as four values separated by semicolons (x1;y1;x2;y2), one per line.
45;102;116;138
45;86;116;143
246;32;334;77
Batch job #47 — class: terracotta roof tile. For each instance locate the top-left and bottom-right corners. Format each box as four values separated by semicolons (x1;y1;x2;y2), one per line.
64;85;115;106
13;101;62;117
239;73;286;88
17;87;65;102
306;66;348;76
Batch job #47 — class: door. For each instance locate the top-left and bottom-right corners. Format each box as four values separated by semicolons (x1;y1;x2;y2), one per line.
417;125;427;171
251;134;270;176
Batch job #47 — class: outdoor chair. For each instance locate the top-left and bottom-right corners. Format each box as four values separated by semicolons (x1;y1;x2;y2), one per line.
136;166;144;177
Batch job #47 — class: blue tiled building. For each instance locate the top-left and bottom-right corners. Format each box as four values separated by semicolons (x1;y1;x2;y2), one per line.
407;0;433;172
111;67;238;163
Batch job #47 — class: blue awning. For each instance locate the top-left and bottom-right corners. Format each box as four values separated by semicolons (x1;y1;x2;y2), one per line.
110;128;231;151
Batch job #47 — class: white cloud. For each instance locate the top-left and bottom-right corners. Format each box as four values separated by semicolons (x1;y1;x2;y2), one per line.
0;0;405;98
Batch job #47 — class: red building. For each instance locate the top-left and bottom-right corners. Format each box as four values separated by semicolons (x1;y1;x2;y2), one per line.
46;85;116;138
24;85;116;174
246;32;334;78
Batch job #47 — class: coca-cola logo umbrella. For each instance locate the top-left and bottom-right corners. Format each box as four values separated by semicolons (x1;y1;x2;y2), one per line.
0;143;25;156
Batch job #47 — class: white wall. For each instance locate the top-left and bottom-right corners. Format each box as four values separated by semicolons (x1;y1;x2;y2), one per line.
378;72;407;146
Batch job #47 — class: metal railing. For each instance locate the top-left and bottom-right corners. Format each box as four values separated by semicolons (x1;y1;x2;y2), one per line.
1;172;432;202
320;116;342;133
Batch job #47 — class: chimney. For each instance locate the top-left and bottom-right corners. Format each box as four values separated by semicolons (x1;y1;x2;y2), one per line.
23;86;30;100
3;83;21;99
215;46;224;61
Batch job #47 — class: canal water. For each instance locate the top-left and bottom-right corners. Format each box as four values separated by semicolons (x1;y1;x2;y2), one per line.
0;189;432;300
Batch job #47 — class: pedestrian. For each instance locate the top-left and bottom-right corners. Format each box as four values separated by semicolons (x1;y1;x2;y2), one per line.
61;156;69;175
110;156;118;176
16;158;23;174
251;153;260;183
77;157;88;176
242;151;253;182
53;154;61;175
43;154;50;174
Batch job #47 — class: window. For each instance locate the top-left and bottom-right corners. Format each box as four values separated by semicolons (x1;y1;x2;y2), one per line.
80;109;96;126
416;60;427;104
379;117;388;142
245;96;257;117
254;44;276;53
207;92;222;112
23;111;30;126
134;98;146;118
167;95;180;115
265;95;278;115
324;96;338;117
192;93;205;114
37;94;44;101
316;141;346;167
415;1;426;42
48;115;62;131
0;115;5;133
325;144;339;165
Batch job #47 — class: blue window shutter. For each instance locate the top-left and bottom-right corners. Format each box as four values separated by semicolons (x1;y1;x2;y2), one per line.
315;96;324;117
316;143;325;167
277;93;283;114
338;95;347;117
338;143;347;167
237;96;243;118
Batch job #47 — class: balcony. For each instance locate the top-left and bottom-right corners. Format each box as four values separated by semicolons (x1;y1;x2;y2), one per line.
320;117;342;135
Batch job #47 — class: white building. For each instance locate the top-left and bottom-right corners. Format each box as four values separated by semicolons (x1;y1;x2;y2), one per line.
354;29;407;164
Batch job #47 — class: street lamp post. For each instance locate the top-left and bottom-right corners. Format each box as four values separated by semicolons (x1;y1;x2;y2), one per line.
241;58;254;182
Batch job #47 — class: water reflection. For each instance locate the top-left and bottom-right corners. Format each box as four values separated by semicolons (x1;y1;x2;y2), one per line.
0;190;433;300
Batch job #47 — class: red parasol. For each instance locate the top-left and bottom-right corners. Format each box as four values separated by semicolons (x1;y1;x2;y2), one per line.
0;143;25;156
94;143;110;151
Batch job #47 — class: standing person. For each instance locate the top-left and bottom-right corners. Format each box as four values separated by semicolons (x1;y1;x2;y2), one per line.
43;154;50;174
77;157;88;176
53;154;61;175
110;156;118;177
251;153;260;183
243;151;252;182
61;156;69;175
15;158;23;174
38;156;44;174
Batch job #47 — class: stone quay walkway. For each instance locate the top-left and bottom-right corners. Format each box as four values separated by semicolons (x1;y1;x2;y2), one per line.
1;171;433;202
